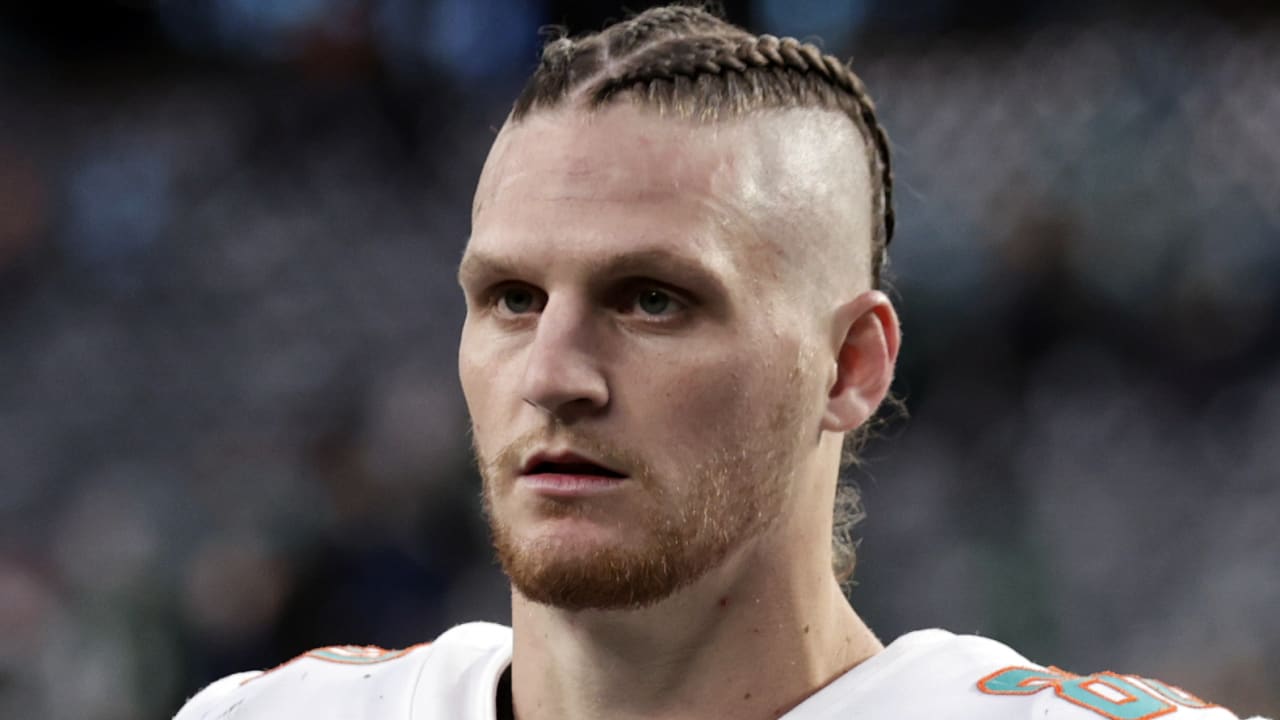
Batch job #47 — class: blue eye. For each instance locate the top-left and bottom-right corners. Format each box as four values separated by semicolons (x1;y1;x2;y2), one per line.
500;287;538;314
636;289;673;315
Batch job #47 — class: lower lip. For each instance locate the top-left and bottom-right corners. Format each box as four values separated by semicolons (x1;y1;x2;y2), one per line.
519;474;627;497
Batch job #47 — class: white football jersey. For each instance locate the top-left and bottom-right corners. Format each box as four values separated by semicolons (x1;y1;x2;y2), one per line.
174;622;1260;720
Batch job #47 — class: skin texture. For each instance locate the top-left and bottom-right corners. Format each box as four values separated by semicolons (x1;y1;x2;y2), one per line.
458;103;900;720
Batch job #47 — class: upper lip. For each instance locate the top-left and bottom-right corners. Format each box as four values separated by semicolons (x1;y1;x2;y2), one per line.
520;449;627;478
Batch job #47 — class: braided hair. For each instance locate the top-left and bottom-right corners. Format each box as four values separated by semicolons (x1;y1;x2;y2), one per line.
512;4;895;289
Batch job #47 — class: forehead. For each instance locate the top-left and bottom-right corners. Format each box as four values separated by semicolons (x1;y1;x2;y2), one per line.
472;105;744;241
467;104;869;286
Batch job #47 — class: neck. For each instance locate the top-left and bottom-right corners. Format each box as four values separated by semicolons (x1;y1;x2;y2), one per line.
509;530;882;720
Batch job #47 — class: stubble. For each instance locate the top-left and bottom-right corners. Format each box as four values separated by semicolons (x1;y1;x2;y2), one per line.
476;364;812;611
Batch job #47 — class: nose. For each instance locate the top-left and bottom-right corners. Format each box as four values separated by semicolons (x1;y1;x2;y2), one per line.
520;297;609;420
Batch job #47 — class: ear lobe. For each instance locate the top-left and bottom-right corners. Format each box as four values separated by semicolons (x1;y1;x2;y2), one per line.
822;291;901;433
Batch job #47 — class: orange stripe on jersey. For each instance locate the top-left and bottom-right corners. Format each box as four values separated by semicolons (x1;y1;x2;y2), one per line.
241;641;433;685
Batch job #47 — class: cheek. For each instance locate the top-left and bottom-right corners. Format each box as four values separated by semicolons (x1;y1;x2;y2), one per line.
458;328;508;453
631;331;816;458
638;352;769;450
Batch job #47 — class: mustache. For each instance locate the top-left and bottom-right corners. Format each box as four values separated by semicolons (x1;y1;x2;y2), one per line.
480;424;654;486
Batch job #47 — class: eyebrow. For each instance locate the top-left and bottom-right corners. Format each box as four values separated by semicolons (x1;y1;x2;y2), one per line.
457;246;728;294
456;250;512;288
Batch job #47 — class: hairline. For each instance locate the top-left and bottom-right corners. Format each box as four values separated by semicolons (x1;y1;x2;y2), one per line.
489;101;875;299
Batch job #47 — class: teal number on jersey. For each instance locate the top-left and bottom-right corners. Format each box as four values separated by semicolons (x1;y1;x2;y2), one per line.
1142;677;1214;709
979;666;1214;720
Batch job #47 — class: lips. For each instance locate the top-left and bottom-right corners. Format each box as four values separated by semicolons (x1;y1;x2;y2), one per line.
518;450;628;496
521;451;626;479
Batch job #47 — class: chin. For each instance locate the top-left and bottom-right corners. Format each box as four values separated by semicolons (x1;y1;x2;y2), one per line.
521;519;634;557
495;520;735;612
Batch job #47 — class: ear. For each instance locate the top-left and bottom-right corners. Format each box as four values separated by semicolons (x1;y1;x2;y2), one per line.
821;290;901;433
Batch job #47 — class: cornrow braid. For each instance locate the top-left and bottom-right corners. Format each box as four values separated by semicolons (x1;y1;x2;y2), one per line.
606;4;729;56
594;33;895;276
511;5;895;287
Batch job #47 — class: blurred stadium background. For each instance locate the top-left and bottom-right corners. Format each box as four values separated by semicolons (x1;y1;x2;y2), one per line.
1;1;1277;718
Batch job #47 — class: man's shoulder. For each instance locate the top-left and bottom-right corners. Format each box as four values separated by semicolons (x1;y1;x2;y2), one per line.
794;629;1255;720
172;622;513;720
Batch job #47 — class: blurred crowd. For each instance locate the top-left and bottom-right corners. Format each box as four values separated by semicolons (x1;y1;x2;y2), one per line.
0;1;1277;719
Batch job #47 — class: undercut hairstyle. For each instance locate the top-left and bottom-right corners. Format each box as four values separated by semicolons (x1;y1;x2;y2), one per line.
511;3;894;287
508;4;895;586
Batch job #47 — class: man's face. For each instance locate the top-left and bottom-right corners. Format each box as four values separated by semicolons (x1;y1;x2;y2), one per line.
458;105;856;610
